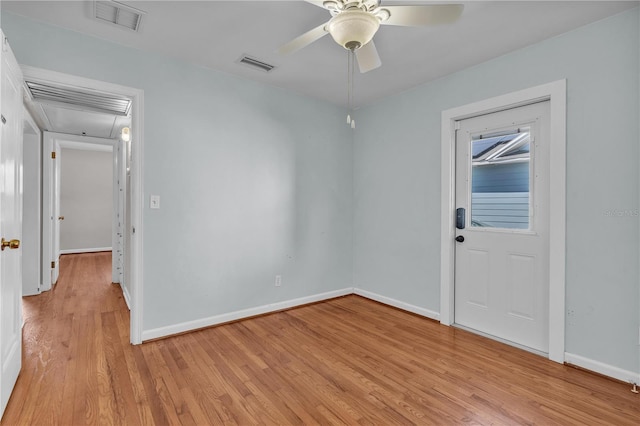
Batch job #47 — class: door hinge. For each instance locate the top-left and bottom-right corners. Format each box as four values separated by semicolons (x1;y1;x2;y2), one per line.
51;261;55;269
51;152;56;159
454;121;461;130
1;115;6;124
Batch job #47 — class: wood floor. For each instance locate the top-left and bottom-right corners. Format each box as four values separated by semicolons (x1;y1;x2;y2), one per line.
2;252;639;425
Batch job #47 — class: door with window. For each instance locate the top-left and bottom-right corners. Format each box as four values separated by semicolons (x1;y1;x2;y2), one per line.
454;101;550;353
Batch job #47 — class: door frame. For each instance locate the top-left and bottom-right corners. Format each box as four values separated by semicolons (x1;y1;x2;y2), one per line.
22;105;42;296
439;80;566;363
23;65;144;345
43;133;116;279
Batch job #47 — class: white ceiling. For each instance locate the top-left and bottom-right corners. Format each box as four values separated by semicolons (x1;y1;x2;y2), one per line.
5;0;637;110
38;103;130;139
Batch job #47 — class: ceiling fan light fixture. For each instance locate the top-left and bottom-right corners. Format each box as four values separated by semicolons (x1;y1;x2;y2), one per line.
327;10;380;50
374;8;391;22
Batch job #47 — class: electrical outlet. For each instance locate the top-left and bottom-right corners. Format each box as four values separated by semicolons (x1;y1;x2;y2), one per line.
275;275;282;287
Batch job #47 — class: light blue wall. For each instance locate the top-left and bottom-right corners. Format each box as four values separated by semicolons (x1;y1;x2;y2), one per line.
1;12;353;330
4;7;639;375
354;9;639;373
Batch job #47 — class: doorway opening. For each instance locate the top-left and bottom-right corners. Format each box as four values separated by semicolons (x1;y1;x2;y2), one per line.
439;80;567;363
58;146;114;257
21;66;144;344
43;133;120;290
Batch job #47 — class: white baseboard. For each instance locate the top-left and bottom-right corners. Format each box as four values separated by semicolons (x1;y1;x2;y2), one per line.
120;283;131;310
565;352;640;384
138;287;638;385
22;284;42;297
60;247;112;254
353;288;440;321
142;287;354;341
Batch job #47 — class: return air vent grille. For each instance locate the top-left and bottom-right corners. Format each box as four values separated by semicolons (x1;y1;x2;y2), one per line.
237;55;276;73
25;81;132;116
94;1;144;32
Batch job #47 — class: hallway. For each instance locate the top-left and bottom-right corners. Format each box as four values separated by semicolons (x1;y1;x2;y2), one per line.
4;252;133;424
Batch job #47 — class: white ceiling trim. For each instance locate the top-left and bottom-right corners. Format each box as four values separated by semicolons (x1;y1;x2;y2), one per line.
49;131;116;152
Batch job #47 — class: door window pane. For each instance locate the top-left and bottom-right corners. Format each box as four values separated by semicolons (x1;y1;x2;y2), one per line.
471;129;530;229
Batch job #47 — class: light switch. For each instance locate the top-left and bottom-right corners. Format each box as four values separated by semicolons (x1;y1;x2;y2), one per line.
150;195;160;209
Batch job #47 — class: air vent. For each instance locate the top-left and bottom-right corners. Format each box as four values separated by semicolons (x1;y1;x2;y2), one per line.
25;81;132;116
237;55;276;73
94;1;144;32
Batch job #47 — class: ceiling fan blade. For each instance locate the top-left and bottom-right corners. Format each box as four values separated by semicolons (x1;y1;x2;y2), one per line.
277;22;330;55
356;41;381;73
304;0;328;8
380;4;464;27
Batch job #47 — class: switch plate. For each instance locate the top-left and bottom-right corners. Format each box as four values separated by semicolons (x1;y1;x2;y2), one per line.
150;195;160;209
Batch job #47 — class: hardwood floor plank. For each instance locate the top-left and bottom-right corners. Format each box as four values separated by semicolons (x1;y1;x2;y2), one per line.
131;345;171;426
113;311;155;425
57;312;80;426
102;311;142;425
2;252;639;425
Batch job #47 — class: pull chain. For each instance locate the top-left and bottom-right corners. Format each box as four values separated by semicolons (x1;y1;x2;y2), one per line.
347;49;355;129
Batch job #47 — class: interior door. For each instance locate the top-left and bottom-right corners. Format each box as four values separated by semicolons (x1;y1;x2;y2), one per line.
0;32;24;417
42;132;54;291
52;142;61;284
123;137;131;296
22;117;42;296
112;140;125;284
454;101;550;353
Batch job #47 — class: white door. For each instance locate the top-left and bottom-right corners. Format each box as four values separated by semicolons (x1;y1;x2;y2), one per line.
22;116;42;296
454;101;550;353
123;138;132;295
52;142;61;284
0;32;24;417
112;140;125;284
42;132;62;288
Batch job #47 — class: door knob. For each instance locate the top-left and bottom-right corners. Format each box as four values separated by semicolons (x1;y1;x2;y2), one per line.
1;238;20;251
455;235;465;243
58;216;65;220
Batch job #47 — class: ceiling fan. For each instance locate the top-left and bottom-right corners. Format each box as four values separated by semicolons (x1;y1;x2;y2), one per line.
277;0;464;73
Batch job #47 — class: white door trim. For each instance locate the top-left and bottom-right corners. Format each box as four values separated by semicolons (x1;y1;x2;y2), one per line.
22;65;144;345
23;105;42;296
43;132;116;285
440;80;566;363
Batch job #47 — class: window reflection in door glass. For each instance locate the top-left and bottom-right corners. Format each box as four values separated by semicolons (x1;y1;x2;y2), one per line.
471;129;530;230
